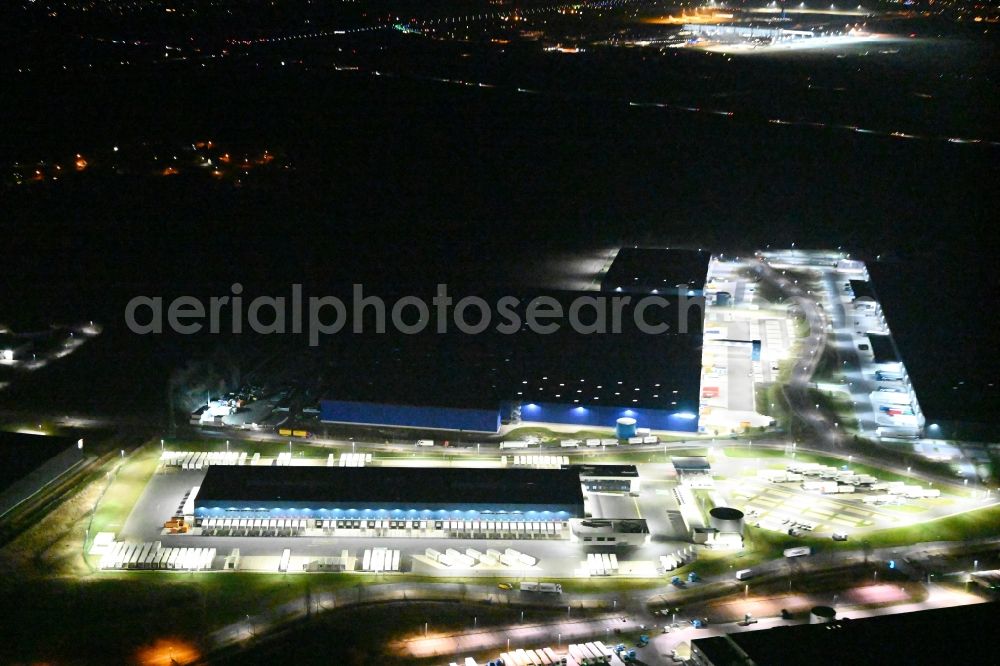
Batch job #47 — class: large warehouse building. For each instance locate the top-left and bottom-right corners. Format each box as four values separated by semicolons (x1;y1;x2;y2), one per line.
193;466;586;521
600;247;711;297
318;249;709;435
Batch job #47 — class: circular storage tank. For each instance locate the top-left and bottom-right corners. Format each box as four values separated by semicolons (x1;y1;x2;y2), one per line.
709;507;745;534
615;417;638;439
810;606;837;624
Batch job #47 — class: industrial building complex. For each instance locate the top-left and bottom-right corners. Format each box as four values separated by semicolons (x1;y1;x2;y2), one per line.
67;247;993;666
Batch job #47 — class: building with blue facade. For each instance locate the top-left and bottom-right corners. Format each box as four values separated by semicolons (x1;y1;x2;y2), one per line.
320;399;502;433
519;402;700;433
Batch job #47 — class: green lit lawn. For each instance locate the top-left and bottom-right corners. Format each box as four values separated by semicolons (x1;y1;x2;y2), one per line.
162;437;330;458
88;443;160;539
852;503;1000;548
591;448;709;463
739;503;1000;557
723;446;790;459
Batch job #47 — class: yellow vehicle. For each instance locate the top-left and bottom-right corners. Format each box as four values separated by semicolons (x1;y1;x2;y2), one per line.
497;582;514;590
163;517;185;530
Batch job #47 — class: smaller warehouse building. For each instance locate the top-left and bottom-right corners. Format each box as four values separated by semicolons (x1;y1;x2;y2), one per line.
573;464;640;494
672;456;713;487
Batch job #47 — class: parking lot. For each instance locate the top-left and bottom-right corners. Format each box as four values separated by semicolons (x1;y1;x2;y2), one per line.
729;478;905;534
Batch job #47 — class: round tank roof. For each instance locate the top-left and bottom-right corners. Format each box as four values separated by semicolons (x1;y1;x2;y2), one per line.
616;417;637;426
811;605;836;618
709;507;745;521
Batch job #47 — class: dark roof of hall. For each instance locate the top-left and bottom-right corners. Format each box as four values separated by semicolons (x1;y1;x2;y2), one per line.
570;464;639;478
0;431;76;492
692;602;1000;666
196;465;586;508
599;248;711;293
867;332;900;364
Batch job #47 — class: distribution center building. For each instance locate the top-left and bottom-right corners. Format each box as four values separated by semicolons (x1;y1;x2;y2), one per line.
316;251;709;436
194;465;586;522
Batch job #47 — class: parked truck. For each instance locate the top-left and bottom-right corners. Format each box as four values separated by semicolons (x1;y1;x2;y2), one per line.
520;581;562;593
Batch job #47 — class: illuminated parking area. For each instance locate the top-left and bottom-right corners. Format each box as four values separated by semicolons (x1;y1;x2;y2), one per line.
733;480;884;533
725;466;957;535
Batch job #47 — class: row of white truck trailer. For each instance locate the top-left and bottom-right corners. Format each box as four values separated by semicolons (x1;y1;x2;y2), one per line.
450;641;622;666
161;450;250;469
330;453;372;467
658;546;696;572
99;542;216;570
361;548;401;572
559;436;658;448
425;547;537;569
586;552;619;576
508;455;571;468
